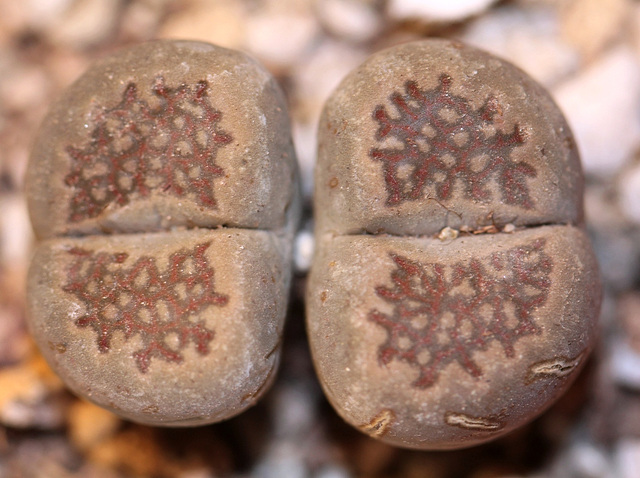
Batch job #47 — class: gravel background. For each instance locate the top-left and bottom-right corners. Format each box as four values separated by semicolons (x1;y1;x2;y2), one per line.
1;0;640;477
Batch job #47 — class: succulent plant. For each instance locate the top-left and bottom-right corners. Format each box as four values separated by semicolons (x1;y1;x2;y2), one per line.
307;39;601;450
26;40;300;426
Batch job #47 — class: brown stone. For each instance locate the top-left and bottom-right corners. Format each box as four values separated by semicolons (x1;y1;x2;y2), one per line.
308;39;601;449
26;40;299;426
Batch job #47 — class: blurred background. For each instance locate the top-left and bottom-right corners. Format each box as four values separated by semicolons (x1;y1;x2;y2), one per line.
1;0;640;476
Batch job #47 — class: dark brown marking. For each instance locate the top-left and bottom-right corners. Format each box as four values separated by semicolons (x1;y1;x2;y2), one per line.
65;77;233;223
445;412;503;431
62;242;229;373
48;341;67;354
361;409;395;437
370;75;533;208
368;239;552;389
526;353;584;384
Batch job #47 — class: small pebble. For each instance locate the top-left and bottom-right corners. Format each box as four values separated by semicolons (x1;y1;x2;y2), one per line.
460;4;579;86
245;11;319;70
4;0;71;36
568;441;613;478
0;196;33;264
159;1;248;51
0;63;50;112
254;442;307;478
619;160;640;225
67;400;120;451
553;46;640;177
88;427;168;477
0;357;65;429
315;0;383;43
590;229;640;293
294;228;315;273
614;439;640;478
387;0;498;23
560;0;631;60
46;0;123;49
120;0;170;42
292;121;318;198
610;340;640;390
293;39;368;120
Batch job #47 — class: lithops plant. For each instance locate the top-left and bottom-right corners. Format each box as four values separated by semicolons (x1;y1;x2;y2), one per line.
307;39;601;449
26;40;300;426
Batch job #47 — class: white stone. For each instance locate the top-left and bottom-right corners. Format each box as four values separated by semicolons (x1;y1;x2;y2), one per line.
245;12;320;68
294;229;314;273
293;40;367;119
119;0;166;42
0;196;33;265
25;0;74;29
610;339;640;389
272;385;316;437
159;0;248;51
614;439;640;478
46;0;123;48
0;63;49;112
570;442;615;478
553;46;640;177
460;4;579;86
619;162;640;224
387;0;497;22
253;444;307;478
315;0;383;43
560;0;631;60
292;121;316;199
314;466;351;478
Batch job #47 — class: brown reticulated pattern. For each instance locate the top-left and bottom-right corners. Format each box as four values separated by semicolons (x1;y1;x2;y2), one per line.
314;40;582;237
28;40;297;239
307;39;601;450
